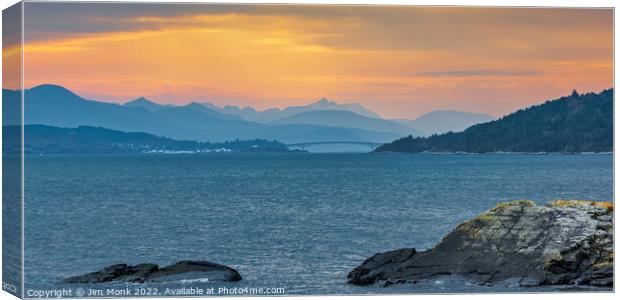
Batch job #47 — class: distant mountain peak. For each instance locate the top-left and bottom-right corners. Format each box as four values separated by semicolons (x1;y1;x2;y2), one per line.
132;96;150;102
241;106;258;113
28;84;80;98
31;83;65;89
126;96;155;105
303;98;381;119
124;96;167;111
311;98;338;107
315;98;335;105
185;102;203;108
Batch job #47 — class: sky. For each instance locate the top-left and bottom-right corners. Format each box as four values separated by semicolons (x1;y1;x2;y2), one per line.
3;3;614;119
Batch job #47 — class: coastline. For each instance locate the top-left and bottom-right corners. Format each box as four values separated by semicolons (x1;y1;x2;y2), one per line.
372;151;614;155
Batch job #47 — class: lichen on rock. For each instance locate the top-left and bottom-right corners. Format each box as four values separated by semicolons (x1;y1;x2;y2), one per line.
347;200;613;288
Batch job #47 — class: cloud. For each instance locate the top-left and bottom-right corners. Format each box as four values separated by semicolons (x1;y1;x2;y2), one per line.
414;69;540;78
17;3;613;118
22;3;613;58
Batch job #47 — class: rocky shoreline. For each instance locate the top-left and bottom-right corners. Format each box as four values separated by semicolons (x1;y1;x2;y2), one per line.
62;260;242;284
348;200;613;288
61;200;612;290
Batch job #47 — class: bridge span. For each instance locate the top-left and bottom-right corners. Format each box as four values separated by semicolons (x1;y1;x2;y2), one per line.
286;141;383;150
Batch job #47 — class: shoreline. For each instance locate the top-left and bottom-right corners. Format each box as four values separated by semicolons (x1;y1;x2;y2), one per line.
373;151;613;155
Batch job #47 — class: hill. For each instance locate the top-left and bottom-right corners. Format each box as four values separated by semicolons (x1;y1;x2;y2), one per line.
374;89;613;153
3;125;291;154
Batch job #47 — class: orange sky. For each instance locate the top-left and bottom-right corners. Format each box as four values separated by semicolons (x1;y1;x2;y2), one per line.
4;3;614;118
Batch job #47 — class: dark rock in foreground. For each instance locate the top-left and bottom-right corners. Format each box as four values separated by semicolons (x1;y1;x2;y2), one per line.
63;260;242;284
348;200;613;288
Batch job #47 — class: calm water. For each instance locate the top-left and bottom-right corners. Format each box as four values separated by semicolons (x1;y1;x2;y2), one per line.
23;153;613;295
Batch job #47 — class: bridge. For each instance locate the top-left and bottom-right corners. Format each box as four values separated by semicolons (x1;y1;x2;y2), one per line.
286;141;383;150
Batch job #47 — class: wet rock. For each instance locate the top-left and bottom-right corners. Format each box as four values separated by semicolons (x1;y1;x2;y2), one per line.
62;260;242;284
348;200;613;288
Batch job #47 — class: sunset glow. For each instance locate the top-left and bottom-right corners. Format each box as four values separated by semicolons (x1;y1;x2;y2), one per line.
9;3;614;118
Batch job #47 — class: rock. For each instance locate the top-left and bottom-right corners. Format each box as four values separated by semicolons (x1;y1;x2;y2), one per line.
142;261;242;283
62;260;242;284
348;200;613;288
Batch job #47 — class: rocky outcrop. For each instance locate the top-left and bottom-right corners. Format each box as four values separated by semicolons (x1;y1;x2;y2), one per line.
348;200;613;288
62;260;242;284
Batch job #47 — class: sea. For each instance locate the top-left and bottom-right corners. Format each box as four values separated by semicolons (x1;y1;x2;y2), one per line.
20;153;613;296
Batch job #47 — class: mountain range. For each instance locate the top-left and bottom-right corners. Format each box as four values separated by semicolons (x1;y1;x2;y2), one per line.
199;99;494;135
2;84;495;148
375;89;613;154
3;84;606;154
199;98;382;123
3;85;399;144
